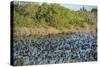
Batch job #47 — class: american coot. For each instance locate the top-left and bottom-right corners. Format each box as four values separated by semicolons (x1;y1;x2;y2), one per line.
13;33;97;65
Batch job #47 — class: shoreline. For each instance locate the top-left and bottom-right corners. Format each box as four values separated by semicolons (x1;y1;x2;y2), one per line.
13;26;97;37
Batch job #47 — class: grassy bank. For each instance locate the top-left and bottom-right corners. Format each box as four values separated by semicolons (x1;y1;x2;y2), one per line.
13;24;96;37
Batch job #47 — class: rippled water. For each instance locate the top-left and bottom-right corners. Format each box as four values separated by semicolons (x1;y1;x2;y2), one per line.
12;33;97;66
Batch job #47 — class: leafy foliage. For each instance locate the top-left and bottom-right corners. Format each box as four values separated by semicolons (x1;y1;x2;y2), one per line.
13;1;97;29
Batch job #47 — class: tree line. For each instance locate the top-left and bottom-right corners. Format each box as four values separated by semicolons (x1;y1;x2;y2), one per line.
12;1;97;30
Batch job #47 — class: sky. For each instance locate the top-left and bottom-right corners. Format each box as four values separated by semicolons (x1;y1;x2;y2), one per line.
60;4;97;11
39;2;97;11
14;1;97;11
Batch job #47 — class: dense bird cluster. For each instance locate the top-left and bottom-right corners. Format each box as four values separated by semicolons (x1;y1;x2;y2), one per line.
13;33;97;66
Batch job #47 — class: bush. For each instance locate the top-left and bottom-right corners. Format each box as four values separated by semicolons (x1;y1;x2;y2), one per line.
13;1;97;30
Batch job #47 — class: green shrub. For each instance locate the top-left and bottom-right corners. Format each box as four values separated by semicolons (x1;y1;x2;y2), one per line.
13;1;97;30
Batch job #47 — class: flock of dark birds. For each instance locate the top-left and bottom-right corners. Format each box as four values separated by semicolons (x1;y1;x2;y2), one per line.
13;32;97;66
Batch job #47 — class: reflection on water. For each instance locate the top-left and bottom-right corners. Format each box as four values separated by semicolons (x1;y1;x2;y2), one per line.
13;33;97;66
